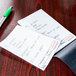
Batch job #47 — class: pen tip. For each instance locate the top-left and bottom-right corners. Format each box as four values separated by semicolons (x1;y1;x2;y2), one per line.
10;6;13;9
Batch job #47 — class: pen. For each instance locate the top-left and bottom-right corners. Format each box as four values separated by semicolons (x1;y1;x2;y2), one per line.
0;6;13;28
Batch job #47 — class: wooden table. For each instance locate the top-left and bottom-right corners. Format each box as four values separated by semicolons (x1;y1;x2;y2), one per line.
0;0;76;76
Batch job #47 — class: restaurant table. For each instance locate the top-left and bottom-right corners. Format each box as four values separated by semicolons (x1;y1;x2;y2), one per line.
0;0;76;76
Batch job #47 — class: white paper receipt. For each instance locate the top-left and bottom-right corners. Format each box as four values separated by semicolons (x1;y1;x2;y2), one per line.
18;9;76;53
0;25;60;70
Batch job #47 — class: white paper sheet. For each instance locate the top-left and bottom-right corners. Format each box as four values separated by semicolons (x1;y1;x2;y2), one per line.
0;25;60;70
18;9;76;53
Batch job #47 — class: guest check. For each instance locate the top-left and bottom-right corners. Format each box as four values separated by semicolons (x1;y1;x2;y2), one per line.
0;9;76;70
0;25;60;70
18;9;76;53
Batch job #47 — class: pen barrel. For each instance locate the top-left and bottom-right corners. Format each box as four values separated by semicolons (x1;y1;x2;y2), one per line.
0;17;6;27
4;7;12;18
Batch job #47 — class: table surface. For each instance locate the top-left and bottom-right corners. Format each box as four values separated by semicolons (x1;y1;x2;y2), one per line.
0;0;76;76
